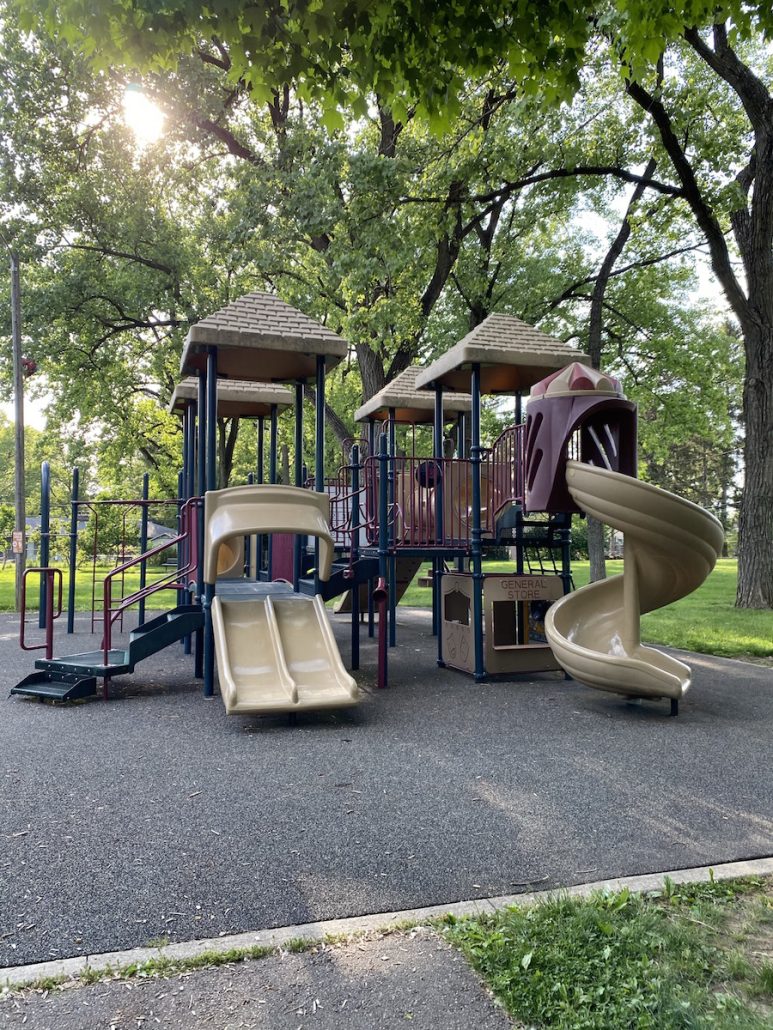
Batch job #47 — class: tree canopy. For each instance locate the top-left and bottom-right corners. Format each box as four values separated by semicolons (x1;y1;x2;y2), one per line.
4;0;771;607
14;0;772;123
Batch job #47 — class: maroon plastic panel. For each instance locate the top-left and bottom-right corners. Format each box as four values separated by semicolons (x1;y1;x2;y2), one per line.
524;394;637;514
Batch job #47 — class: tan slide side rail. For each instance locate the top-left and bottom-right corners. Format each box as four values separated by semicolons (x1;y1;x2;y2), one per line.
204;485;334;585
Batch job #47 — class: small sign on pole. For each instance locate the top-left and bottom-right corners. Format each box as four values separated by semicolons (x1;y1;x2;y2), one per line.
11;530;24;554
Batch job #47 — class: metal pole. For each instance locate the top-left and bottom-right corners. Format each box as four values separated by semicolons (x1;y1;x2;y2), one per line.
377;432;389;688
206;350;218;493
434;385;444;659
254;416;265;578
194;372;206;679
267;404;278;580
367;418;376;638
138;472;149;627
203;349;218;698
38;461;50;629
66;467;79;633
293;380;304;590
457;412;466;571
388;408;396;647
10;251;25;613
350;444;360;671
470;364;485;681
314;356;325;595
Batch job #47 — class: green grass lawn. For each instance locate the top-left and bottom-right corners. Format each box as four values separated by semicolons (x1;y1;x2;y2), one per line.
446;875;773;1029
4;557;771;661
1;563;178;616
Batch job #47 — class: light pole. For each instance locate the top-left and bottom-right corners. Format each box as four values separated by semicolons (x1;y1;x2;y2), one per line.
6;244;25;612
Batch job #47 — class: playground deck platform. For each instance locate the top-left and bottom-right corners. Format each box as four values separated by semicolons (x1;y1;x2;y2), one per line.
2;608;772;978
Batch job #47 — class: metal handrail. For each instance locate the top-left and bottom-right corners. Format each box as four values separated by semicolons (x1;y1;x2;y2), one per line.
101;499;200;664
20;567;63;659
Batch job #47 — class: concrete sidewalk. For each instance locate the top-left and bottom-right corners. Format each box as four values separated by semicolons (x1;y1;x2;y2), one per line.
0;928;511;1029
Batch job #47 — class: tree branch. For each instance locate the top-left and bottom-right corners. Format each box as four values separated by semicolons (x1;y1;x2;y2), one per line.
625;77;749;323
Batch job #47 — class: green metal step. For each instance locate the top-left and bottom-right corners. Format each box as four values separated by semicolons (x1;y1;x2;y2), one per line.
10;671;97;702
10;605;205;702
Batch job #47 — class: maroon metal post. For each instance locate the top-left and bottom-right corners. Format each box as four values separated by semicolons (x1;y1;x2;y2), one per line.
374;577;388;689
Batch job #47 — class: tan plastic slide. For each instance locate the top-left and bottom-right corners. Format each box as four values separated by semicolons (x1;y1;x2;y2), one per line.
546;461;724;702
204;485;359;715
212;591;358;715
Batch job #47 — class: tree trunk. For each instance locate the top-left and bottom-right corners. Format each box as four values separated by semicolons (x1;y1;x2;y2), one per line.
587;517;607;581
736;321;773;606
357;342;386;401
217;417;239;489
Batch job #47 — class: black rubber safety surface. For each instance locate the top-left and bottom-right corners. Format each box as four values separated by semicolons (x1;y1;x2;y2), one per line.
2;610;772;968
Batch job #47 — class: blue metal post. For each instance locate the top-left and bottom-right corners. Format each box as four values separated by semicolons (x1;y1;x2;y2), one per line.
367;418;376;638
314;355;325;595
183;400;195;651
203;349;218;698
350;444;360;670
176;469;184;611
66;467;79;634
387;409;397;647
457;413;466;571
38;461;50;629
256;416;265;575
138;473;149;628
434;385;444;662
194;372;206;679
470;364;485;680
267;403;278;580
377;432;389;686
293;380;304;590
245;472;254;575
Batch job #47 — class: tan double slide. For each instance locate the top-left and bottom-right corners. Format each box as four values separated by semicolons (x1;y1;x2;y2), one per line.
204;485;359;715
545;461;725;704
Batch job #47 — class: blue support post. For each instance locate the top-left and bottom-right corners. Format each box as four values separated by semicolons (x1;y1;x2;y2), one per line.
367;418;376;638
194;373;206;679
388;409;396;647
245;472;254;575
183;401;195;651
267;403;278;580
176;469;185;612
314;355;325;595
293;380;304;590
434;386;445;663
470;364;485;681
377;432;389;688
179;403;189;620
203;349;218;698
38;461;50;629
350;444;360;670
456;412;466;571
66;467;79;634
138;473;149;628
256;416;265;575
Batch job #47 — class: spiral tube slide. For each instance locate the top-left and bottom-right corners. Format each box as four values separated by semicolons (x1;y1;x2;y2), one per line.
545;461;725;705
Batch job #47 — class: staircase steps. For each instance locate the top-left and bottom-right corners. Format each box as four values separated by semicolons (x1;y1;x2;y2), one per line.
10;605;204;702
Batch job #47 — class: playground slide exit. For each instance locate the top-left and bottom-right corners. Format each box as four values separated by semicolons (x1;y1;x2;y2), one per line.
212;591;358;715
546;461;725;702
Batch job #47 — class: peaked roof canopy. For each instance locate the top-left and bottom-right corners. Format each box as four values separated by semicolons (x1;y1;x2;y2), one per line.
354;366;472;424
169;378;294;418
415;314;588;395
180;292;348;383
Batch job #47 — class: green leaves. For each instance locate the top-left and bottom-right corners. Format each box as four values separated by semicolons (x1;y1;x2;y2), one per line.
13;0;768;122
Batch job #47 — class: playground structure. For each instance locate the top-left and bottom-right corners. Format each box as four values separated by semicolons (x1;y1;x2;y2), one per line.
11;293;723;715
